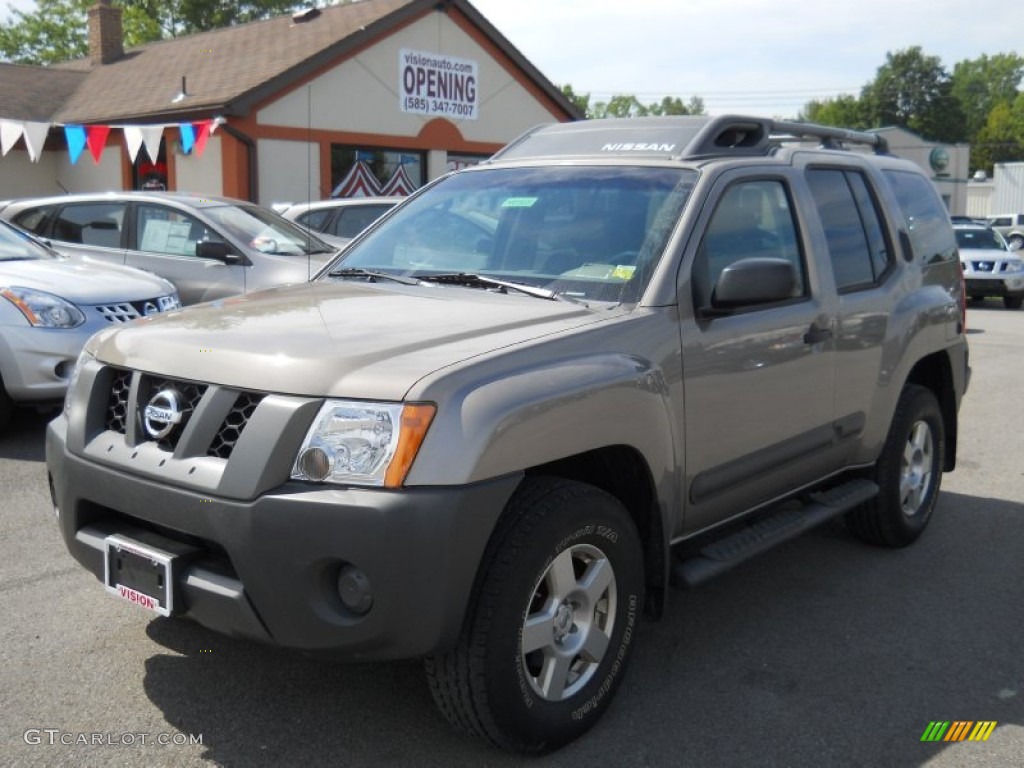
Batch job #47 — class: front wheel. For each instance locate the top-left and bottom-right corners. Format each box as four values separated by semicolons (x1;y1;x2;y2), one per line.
426;477;644;753
1004;295;1023;310
846;384;944;547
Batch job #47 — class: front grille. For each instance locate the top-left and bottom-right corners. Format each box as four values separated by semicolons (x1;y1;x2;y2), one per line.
96;295;179;323
101;368;264;459
971;261;995;273
208;392;264;459
105;370;132;433
138;375;207;452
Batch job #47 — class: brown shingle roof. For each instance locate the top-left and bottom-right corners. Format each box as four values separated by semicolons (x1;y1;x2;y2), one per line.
0;63;88;121
53;0;416;123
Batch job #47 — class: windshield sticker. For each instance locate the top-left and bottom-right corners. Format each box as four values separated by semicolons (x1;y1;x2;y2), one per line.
612;265;637;280
501;197;539;208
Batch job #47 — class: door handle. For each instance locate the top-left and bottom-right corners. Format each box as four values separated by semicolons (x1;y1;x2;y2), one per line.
803;323;833;345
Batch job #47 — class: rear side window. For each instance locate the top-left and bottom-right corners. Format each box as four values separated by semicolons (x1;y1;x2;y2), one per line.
883;170;956;264
52;203;126;248
297;209;332;232
12;205;55;235
806;169;892;292
332;204;393;238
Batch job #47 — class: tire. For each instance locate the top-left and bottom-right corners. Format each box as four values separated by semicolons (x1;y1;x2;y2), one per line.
1004;296;1023;310
846;384;944;547
426;477;644;753
0;376;13;432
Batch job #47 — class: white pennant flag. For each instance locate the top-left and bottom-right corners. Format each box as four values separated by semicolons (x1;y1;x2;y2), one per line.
122;125;145;163
0;119;25;156
140;125;164;164
21;121;51;162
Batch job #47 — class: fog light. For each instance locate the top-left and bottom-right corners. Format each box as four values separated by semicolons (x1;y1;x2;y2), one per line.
337;565;373;615
296;447;331;481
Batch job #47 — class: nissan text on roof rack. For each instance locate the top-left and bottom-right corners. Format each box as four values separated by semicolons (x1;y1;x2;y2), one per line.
47;115;968;753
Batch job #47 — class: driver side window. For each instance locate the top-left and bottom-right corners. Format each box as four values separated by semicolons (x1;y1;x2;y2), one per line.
692;179;805;309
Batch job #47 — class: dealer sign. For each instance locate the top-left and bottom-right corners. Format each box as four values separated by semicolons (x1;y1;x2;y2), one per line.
399;49;479;121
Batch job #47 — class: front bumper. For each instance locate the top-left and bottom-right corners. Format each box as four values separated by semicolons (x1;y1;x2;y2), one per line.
964;275;1024;298
0;324;92;402
47;416;521;659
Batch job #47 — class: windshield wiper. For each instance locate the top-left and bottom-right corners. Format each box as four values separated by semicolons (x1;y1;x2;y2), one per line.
414;272;571;302
328;267;422;286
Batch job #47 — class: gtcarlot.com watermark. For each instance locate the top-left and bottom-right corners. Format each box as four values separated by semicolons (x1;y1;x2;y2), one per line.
24;729;203;747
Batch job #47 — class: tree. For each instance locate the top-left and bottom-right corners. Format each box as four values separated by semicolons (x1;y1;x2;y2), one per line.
800;94;868;129
859;47;965;142
971;95;1024;174
951;53;1024;139
562;87;705;120
0;0;302;64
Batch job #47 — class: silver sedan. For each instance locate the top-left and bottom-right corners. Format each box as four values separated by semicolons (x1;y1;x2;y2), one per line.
0;220;179;427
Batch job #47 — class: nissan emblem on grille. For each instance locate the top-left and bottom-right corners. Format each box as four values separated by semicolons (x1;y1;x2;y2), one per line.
143;301;158;316
143;389;184;439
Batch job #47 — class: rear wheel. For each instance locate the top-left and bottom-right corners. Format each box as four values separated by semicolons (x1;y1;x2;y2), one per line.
1004;296;1023;310
426;477;644;753
0;376;13;431
846;384;944;547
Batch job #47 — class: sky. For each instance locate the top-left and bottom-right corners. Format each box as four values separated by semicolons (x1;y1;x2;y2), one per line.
2;0;1021;119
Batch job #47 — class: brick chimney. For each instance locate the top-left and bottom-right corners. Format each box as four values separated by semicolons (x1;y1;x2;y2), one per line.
87;0;123;65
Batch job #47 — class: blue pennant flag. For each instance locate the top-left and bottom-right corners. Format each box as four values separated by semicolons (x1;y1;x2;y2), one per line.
179;123;195;154
64;124;86;164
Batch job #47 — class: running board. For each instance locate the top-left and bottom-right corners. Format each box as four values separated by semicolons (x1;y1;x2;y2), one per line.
671;478;879;588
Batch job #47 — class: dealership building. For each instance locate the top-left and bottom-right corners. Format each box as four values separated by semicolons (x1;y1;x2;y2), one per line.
0;0;581;206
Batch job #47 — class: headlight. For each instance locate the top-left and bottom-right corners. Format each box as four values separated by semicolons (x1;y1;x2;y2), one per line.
1;286;86;328
292;400;435;488
63;348;95;417
1003;260;1024;273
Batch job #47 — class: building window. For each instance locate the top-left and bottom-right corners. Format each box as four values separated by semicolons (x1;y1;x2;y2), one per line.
330;147;424;198
446;153;489;172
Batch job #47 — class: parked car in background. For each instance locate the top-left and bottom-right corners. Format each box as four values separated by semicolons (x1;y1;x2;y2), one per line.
984;213;1024;249
955;224;1024;309
0;218;179;428
0;193;338;305
279;197;400;241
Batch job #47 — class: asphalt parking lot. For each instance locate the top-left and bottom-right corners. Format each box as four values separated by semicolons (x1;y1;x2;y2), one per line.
1;302;1022;768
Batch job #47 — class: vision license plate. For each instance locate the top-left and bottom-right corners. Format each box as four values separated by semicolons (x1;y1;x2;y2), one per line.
104;535;176;616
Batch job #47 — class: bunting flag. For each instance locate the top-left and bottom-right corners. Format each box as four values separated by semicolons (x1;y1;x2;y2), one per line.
64;125;87;164
331;160;382;198
0;120;24;156
0;117;222;164
179;122;195;154
380;163;416;196
86;125;111;164
192;120;213;157
20;121;50;162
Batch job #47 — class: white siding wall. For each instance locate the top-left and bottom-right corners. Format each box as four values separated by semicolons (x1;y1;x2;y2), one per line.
56;150;122;193
0;151;63;198
258;11;558;148
175;135;224;197
257;139;320;207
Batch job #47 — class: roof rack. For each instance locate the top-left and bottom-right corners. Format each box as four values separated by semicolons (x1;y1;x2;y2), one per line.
489;115;888;163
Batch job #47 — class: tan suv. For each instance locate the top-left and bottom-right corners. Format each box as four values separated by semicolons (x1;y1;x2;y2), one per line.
47;116;969;753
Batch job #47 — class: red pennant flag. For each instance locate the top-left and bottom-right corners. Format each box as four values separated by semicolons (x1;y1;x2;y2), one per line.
192;120;212;158
86;125;111;165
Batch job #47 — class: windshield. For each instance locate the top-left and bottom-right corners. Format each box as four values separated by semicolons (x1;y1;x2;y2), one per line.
204;204;336;256
321;165;697;303
955;228;1007;252
0;221;55;261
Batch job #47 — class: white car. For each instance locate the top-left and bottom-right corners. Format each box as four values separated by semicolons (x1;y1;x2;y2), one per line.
278;197;400;242
955;224;1024;309
0;219;179;427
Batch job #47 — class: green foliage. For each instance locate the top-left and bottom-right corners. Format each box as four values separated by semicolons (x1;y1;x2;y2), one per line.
951;53;1024;138
0;0;302;64
561;87;705;120
971;95;1024;174
800;94;868;129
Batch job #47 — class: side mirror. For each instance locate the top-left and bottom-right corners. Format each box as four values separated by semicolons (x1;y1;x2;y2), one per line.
711;257;797;310
196;240;239;263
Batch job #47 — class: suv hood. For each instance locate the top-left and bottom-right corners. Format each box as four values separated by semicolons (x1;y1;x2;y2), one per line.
89;281;606;400
0;259;173;303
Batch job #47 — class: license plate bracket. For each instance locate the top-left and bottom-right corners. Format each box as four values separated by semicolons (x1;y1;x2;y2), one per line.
104;534;178;616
